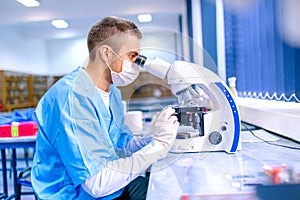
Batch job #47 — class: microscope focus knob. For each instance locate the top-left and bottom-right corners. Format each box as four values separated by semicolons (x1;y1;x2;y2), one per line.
221;125;227;131
209;132;222;145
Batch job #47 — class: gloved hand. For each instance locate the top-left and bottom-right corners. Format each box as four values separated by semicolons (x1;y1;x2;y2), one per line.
151;106;179;148
140;106;179;159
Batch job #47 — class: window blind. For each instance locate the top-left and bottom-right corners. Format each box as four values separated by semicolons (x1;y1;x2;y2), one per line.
224;0;300;102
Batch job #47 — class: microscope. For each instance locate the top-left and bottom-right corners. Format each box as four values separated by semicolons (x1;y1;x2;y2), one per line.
134;55;241;153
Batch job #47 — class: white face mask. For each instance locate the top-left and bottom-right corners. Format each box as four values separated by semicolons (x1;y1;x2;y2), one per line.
111;60;140;86
107;49;140;86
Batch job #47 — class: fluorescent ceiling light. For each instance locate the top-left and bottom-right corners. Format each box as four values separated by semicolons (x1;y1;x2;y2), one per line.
51;20;69;29
16;0;40;7
137;14;152;23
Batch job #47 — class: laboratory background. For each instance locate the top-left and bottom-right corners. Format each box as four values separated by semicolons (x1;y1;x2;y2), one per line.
0;0;300;199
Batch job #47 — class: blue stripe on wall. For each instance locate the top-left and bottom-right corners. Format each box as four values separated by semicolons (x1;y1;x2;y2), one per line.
295;48;300;101
186;0;194;62
201;0;218;74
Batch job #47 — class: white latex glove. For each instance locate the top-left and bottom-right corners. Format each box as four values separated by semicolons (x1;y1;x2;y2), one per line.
151;106;176;128
149;106;179;158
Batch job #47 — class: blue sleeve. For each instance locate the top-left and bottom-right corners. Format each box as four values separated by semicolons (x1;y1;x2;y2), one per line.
124;136;153;154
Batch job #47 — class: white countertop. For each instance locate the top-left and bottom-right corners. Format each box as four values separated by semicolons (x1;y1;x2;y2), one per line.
146;130;300;200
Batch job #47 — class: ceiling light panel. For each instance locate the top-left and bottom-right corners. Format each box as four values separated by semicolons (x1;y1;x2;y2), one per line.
51;20;69;29
137;14;152;23
16;0;40;7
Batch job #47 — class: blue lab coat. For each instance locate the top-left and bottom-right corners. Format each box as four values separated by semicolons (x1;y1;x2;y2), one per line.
31;67;135;199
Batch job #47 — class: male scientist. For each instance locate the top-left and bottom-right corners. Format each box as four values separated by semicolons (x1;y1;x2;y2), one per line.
31;16;179;200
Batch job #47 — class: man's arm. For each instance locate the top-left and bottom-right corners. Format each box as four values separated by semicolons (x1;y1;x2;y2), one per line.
82;107;179;198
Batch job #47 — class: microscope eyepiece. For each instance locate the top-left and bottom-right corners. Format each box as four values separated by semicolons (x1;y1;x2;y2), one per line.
134;54;147;67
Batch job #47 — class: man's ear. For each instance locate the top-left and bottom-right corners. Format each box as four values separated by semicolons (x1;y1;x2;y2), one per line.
98;45;110;63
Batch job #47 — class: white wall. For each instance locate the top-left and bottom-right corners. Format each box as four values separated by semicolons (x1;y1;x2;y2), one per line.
140;29;183;65
0;25;48;75
280;0;300;47
0;25;89;76
46;37;88;75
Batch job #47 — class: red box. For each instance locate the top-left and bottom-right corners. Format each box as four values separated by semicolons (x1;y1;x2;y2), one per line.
0;121;38;138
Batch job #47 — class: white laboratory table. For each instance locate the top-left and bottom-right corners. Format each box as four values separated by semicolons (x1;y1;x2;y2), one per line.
146;130;300;200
